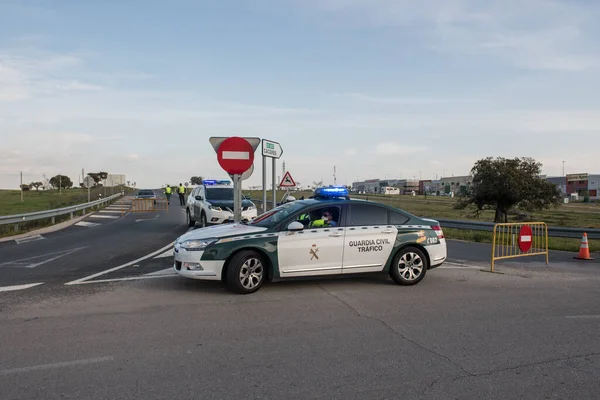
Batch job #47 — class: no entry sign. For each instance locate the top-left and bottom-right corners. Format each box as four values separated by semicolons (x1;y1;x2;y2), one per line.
217;137;254;175
518;225;533;252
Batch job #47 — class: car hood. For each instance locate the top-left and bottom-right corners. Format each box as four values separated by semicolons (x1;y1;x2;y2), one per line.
176;223;268;242
206;199;254;209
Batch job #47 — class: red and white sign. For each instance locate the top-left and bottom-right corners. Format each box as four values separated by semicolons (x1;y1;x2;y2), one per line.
518;225;533;252
217;137;255;175
279;171;296;187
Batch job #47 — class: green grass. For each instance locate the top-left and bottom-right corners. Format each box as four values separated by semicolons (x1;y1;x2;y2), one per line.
0;187;135;238
0;187;124;216
443;228;600;253
243;190;600;229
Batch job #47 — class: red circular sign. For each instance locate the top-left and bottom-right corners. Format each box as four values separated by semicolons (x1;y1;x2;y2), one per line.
217;137;254;175
518;225;533;252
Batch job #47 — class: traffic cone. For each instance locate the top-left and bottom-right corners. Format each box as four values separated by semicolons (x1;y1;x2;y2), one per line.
574;233;594;260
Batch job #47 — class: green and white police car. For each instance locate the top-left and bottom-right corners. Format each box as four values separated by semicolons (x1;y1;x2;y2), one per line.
173;187;446;294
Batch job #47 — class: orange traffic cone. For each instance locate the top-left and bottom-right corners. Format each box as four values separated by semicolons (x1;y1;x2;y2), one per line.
574;233;594;260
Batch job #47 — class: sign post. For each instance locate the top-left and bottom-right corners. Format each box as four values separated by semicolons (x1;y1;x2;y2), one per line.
261;139;283;212
210;136;258;223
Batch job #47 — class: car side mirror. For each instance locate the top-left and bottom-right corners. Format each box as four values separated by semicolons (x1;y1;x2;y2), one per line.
287;221;304;231
195;196;203;201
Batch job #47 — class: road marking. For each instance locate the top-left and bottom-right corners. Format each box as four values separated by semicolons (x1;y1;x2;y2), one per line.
145;268;175;276
99;210;124;214
566;315;600;319
65;242;176;285
154;249;173;258
0;282;44;292
69;275;178;284
0;247;88;269
88;214;119;219
75;221;101;227
14;235;45;244
135;215;160;223
0;356;114;375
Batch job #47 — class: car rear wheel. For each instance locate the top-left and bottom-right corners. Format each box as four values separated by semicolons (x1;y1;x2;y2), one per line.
226;250;265;294
186;209;195;227
390;246;427;285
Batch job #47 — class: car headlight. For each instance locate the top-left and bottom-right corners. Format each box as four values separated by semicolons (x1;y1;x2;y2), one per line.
208;205;222;211
247;205;255;210
180;238;217;251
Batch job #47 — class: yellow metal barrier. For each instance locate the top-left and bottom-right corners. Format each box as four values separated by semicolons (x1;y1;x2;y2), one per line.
129;198;169;213
488;222;548;272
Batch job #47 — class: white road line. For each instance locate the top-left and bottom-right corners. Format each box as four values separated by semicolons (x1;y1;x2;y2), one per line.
64;242;176;285
88;214;119;219
566;315;600;319
0;282;44;292
145;268;175;276
154;249;173;258
0;247;88;269
0;356;114;375
99;210;124;214
69;275;178;284
14;235;45;244
75;221;101;227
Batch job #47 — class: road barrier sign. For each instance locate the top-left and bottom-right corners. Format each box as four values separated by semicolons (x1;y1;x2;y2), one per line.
518;225;533;252
488;222;548;273
217;136;255;175
279;171;296;187
129;198;169;213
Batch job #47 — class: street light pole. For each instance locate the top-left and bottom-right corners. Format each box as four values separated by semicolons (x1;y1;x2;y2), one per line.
563;161;565;194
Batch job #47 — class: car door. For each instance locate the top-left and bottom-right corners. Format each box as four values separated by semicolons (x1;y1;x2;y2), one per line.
192;187;204;220
342;203;397;274
277;205;345;277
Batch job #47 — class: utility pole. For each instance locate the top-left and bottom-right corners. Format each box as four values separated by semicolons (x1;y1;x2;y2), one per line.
20;171;23;202
562;161;566;194
59;174;61;194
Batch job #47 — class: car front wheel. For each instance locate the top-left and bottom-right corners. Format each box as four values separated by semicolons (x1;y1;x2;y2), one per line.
186;209;195;227
226;250;265;294
389;246;427;285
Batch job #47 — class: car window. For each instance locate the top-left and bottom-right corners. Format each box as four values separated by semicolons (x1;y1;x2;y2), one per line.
292;206;342;228
389;210;410;225
205;187;233;200
249;201;308;228
348;203;388;226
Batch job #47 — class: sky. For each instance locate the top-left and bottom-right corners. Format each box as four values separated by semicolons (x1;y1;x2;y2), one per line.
1;0;600;189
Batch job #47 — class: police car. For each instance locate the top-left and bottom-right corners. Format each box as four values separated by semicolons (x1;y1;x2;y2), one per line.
174;186;446;294
185;179;258;227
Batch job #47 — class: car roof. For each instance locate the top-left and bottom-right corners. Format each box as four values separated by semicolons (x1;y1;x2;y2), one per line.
291;197;426;220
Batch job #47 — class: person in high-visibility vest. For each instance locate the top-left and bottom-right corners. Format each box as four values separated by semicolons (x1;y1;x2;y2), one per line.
178;183;186;206
309;210;337;227
165;186;172;204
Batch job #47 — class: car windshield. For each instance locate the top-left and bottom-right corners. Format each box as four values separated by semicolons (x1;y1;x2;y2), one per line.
206;187;234;200
249;201;308;228
138;190;154;196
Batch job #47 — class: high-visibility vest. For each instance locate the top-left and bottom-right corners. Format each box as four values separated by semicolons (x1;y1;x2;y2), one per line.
178;186;185;194
165;187;172;194
309;219;328;228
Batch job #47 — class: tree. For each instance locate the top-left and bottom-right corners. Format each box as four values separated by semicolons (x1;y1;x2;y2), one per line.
455;157;562;223
49;174;74;190
29;182;43;191
190;176;203;185
20;184;30;191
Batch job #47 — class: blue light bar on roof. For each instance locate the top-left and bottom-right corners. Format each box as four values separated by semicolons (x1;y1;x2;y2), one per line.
313;186;349;199
202;179;231;185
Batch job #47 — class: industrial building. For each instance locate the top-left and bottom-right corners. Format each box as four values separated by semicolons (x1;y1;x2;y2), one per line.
546;173;600;199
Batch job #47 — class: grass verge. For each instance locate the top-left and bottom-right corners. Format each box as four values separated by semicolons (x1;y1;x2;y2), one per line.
443;228;600;253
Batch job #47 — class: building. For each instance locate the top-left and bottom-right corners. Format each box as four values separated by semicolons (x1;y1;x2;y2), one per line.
381;186;400;195
587;175;600;199
440;175;471;195
566;173;588;196
546;176;566;195
105;174;126;187
418;180;431;195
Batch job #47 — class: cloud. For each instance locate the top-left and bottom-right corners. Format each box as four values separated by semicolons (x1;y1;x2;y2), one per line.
56;80;104;91
373;143;427;155
344;148;357;156
302;0;600;71
345;92;478;104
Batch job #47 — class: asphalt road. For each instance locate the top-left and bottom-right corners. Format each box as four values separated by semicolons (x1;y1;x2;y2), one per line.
1;194;599;399
1;264;599;399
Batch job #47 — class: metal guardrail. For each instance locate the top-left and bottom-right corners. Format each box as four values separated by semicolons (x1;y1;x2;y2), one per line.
249;198;600;239
0;193;124;226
